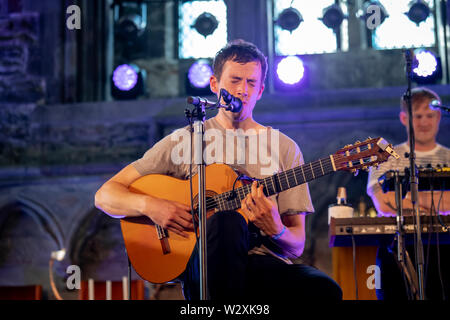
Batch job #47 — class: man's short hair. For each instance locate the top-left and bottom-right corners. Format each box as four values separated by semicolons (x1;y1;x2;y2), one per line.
213;39;268;86
400;87;441;112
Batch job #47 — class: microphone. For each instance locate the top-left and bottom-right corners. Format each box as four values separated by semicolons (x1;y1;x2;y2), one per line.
187;89;243;113
186;96;217;108
220;88;243;113
429;100;450;113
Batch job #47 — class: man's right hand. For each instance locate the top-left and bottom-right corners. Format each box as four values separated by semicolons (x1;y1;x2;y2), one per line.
144;197;195;238
95;164;195;238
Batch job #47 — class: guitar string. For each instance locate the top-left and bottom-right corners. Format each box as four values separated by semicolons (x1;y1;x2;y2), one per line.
217;160;335;211
202;159;331;205
201;146;375;211
209;152;374;212
204;158;337;211
203;158;336;211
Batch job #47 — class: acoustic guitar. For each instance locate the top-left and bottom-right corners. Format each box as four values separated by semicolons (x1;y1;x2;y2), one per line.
121;137;399;283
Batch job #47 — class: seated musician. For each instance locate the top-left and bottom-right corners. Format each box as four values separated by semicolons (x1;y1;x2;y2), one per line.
95;39;342;300
367;87;450;300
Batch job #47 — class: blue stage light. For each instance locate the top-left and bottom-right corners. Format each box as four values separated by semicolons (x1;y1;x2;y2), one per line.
412;49;442;84
111;64;146;100
188;60;213;88
276;56;305;85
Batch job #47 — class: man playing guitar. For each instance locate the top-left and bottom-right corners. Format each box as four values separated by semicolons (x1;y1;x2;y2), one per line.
95;40;344;300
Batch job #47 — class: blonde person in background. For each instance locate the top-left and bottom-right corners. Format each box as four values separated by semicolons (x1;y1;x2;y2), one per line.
367;87;450;300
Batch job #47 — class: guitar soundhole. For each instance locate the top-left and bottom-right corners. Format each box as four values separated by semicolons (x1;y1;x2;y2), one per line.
192;190;218;223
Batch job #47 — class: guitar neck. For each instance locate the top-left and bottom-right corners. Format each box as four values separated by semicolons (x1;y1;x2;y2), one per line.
212;156;336;212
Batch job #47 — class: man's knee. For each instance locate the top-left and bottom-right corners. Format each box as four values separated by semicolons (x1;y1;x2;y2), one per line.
208;210;246;227
207;210;248;241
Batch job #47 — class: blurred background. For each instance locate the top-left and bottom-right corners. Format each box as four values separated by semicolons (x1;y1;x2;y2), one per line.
0;0;449;300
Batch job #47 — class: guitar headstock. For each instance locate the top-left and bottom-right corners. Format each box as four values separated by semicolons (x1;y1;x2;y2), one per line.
333;137;399;174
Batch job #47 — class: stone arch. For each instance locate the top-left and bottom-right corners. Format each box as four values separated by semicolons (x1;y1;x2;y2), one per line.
0;196;63;290
68;208;135;282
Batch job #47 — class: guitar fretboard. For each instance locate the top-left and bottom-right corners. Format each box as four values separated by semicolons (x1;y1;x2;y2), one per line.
206;156;335;212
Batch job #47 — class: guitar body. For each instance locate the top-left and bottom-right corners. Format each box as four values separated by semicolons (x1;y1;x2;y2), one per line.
120;163;245;284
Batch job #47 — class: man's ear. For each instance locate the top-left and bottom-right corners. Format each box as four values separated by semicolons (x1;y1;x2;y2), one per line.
399;111;408;127
257;83;265;100
210;75;218;95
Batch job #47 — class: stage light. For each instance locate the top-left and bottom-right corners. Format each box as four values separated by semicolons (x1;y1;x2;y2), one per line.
111;64;146;100
193;12;219;37
411;49;442;84
276;56;305;85
185;59;213;95
114;1;147;40
406;0;430;26
358;0;388;29
188;60;213;88
276;7;303;32
413;50;436;77
320;4;345;30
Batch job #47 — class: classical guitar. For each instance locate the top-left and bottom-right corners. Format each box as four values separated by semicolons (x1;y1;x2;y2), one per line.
121;137;399;283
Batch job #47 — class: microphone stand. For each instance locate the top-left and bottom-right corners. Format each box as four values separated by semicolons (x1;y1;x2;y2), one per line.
185;91;231;300
393;171;419;299
186;101;208;300
394;170;405;266
403;50;425;300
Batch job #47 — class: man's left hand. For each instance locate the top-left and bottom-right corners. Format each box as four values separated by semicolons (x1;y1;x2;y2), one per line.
241;181;284;237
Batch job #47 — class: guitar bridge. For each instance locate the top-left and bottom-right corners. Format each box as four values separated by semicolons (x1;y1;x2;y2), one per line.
159;237;171;255
156;225;171;255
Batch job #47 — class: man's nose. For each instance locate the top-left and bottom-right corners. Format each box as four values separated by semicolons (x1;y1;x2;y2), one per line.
237;82;248;97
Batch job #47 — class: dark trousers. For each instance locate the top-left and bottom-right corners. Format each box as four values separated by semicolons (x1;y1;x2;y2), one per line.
377;238;450;300
180;210;342;300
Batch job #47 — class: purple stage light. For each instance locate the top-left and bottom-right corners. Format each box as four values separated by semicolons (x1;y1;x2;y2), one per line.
413;50;437;78
188;60;213;88
276;56;305;85
112;64;139;91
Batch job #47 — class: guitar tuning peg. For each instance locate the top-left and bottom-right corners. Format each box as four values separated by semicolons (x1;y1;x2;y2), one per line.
365;137;372;141
354;140;361;145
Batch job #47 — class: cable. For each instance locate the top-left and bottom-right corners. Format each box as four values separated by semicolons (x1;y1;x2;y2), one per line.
49;258;63;300
436;219;446;300
350;233;358;300
187;113;199;239
436;186;449;231
128;255;132;300
429;175;446;300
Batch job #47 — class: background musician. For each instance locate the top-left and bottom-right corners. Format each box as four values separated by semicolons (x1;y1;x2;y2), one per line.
367;87;450;300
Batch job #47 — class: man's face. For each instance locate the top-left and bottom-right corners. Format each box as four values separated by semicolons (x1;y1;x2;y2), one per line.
210;60;265;122
400;98;441;146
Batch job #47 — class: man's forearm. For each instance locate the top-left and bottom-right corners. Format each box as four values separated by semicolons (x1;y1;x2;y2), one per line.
272;225;305;259
417;191;449;214
95;181;150;218
371;190;449;216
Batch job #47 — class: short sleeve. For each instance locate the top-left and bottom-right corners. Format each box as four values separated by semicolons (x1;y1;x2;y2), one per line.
277;139;315;215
